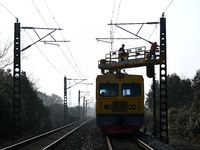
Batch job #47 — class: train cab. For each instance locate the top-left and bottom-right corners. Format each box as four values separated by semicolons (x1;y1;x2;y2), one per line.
96;73;144;134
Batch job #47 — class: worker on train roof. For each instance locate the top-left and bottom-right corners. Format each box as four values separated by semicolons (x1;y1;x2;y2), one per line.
119;44;125;61
150;42;157;59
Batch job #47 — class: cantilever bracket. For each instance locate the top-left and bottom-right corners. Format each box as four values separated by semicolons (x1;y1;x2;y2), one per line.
108;22;159;46
21;27;69;51
67;79;87;89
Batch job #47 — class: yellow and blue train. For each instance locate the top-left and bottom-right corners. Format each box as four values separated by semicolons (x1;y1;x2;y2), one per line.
96;73;144;134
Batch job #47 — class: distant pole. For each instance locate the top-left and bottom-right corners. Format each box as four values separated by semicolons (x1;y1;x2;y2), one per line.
83;96;85;119
64;76;68;124
86;100;88;118
78;90;80;120
13;19;21;139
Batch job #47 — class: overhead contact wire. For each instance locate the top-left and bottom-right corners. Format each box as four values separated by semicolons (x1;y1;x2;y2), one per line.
23;29;65;76
27;0;65;75
164;0;174;13
0;2;18;20
43;0;85;79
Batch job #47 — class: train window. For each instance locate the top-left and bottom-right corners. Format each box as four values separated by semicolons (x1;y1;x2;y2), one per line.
122;83;141;97
99;83;119;97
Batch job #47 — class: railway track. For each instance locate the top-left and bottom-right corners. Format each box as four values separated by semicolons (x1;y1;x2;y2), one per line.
106;134;154;150
2;118;94;150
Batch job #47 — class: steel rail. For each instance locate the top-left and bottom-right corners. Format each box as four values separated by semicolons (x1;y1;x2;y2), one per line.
106;135;154;150
2;119;89;150
106;136;113;150
132;136;154;150
43;117;94;150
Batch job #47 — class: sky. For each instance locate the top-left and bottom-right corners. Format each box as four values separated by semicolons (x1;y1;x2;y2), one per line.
0;0;200;107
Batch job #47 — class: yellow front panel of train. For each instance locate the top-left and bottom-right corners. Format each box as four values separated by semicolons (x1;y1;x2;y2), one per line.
96;74;144;114
96;99;144;114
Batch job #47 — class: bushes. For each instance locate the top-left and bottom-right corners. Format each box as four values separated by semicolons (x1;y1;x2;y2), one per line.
0;69;52;141
0;69;13;139
168;105;200;145
145;70;200;145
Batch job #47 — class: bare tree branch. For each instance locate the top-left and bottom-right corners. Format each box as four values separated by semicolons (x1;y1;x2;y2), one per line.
0;40;13;69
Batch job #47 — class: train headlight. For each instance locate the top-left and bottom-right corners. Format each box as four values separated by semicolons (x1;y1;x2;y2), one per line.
129;105;136;110
104;105;112;109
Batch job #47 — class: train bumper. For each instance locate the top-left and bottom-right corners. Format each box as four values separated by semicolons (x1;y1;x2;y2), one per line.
96;114;144;134
98;125;141;134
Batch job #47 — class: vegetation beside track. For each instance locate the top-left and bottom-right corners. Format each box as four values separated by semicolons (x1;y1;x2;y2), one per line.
145;69;200;145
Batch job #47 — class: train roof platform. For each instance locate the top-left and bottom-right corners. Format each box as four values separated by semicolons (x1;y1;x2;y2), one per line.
98;46;164;70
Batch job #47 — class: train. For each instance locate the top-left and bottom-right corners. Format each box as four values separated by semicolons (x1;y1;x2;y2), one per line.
96;73;144;134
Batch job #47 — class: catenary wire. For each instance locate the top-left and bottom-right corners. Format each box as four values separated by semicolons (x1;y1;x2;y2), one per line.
42;0;90;96
164;0;174;13
43;0;85;79
58;46;82;78
31;0;49;27
113;0;121;36
0;2;18;21
31;0;84;79
110;0;122;41
109;0;122;51
145;23;158;46
22;29;65;76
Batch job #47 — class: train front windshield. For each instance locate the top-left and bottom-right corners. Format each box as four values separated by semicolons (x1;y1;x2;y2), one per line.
99;83;119;97
122;83;141;97
99;83;141;97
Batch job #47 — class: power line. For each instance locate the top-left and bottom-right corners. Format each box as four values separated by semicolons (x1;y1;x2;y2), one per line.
145;0;174;46
111;0;117;21
58;31;85;79
31;0;49;27
1;0;67;77
43;0;59;28
111;0;122;36
23;29;65;76
115;0;121;31
34;44;65;76
31;0;82;78
145;23;158;46
109;0;122;50
164;0;174;14
0;2;18;20
58;46;82;78
43;0;85;79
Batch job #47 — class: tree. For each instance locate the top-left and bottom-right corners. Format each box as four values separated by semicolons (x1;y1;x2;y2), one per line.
167;74;182;108
0;69;13;138
192;70;200;112
51;94;63;104
181;78;194;105
0;40;12;68
20;72;52;134
38;92;63;106
145;80;159;112
146;73;194;110
49;104;64;127
193;69;200;92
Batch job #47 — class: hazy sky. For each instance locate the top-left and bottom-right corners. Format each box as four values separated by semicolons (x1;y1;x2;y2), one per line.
1;0;200;106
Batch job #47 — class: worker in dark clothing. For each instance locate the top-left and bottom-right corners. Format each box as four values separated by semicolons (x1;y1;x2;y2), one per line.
119;44;125;61
149;42;157;59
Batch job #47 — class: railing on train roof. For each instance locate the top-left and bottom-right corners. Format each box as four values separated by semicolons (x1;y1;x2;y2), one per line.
98;46;163;70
